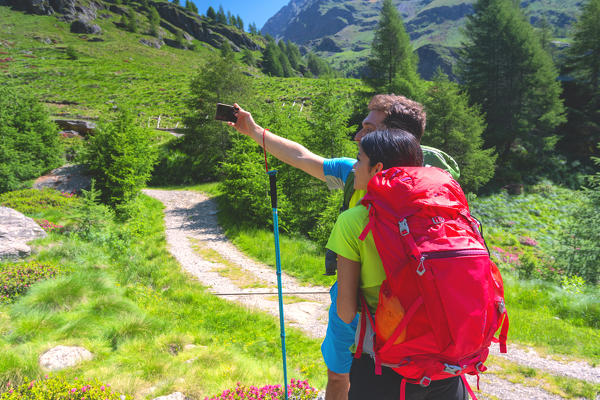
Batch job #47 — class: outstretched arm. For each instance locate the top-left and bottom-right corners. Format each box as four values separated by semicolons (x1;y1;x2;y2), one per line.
229;103;326;181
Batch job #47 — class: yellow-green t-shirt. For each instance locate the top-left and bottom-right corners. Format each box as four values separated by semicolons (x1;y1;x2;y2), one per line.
325;204;386;312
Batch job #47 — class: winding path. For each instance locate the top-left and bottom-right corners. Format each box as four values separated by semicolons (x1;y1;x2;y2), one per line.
143;189;600;400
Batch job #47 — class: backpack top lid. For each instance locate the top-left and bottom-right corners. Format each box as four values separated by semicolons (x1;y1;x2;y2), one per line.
363;166;469;220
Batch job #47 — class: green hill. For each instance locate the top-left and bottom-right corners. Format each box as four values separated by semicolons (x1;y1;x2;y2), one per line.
0;0;366;127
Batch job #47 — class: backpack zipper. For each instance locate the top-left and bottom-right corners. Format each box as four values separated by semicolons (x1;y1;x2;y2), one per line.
417;249;490;276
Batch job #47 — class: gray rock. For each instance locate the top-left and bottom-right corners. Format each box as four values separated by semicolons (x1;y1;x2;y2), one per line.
152;393;189;400
54;119;97;135
140;38;164;49
70;18;102;34
0;207;47;260
39;346;93;371
33;164;91;193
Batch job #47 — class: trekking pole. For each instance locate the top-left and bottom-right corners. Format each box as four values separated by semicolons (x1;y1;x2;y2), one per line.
268;169;289;400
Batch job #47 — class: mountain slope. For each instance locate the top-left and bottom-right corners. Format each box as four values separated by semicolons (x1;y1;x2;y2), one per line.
262;0;580;78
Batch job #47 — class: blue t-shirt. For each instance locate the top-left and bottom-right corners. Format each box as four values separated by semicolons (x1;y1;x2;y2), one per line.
323;157;355;190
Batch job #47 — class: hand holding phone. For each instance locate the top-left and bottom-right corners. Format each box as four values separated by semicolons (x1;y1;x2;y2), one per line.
215;103;238;123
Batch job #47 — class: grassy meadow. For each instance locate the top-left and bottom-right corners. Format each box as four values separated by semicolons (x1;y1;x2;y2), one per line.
0;189;326;398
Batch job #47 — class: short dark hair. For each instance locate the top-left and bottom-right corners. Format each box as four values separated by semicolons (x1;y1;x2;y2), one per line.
360;129;423;170
368;94;426;141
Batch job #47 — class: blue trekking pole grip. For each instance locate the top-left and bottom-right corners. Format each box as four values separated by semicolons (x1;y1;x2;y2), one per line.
268;170;289;400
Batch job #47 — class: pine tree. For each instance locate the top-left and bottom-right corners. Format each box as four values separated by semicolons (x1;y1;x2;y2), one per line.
569;0;600;93
236;15;244;31
216;6;227;24
182;49;251;181
126;8;137;33
307;52;334;77
206;6;216;20
248;22;257;35
220;40;233;60
226;11;233;25
286;40;302;70
175;30;186;49
559;0;600;160
459;0;565;183
148;7;160;37
172;0;180;5
241;48;256;66
262;41;284;77
364;0;420;97
422;72;497;192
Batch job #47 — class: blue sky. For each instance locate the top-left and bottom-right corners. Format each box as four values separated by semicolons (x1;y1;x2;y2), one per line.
191;0;290;30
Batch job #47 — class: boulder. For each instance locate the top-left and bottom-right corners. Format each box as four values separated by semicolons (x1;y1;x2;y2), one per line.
0;207;47;260
140;38;164;49
33;164;91;193
54;119;97;135
39;346;93;371
70;18;102;34
152;393;190;400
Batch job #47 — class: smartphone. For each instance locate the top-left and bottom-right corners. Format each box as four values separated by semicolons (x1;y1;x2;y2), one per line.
215;103;238;123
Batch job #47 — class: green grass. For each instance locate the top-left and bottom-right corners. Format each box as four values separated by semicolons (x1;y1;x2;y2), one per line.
0;190;326;397
489;354;600;399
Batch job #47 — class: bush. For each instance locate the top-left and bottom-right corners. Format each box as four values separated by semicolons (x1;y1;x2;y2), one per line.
0;188;76;215
0;86;63;193
205;379;320;400
219;84;354;242
0;261;59;304
0;376;131;399
84;109;158;206
553;149;600;284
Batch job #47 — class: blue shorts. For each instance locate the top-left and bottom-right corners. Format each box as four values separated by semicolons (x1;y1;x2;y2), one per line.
321;282;359;374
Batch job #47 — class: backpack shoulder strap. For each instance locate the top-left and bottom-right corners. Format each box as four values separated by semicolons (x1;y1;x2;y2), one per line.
341;171;355;211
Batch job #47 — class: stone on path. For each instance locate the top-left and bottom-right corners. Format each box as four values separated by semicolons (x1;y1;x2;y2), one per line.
39;345;93;371
0;207;46;260
152;392;190;400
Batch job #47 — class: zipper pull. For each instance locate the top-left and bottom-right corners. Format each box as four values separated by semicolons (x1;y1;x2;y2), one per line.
416;256;426;276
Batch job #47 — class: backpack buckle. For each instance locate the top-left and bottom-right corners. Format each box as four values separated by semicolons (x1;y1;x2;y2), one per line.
398;219;410;236
443;363;463;375
496;299;506;314
419;377;431;387
476;362;487;373
432;216;445;225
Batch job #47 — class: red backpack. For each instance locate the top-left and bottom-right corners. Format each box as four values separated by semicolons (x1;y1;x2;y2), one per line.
354;166;509;399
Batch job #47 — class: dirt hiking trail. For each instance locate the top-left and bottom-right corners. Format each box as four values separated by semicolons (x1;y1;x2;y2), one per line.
143;189;600;400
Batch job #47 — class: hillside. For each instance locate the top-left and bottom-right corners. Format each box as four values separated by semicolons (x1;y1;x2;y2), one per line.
0;0;364;126
262;0;581;78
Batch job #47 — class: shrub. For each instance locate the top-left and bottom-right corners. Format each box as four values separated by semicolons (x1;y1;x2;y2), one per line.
0;86;63;193
84;109;158;206
34;219;64;233
65;45;78;60
0;188;76;215
0;261;59;304
553;150;600;284
69;181;116;241
0;376;131;399
205;379;320;400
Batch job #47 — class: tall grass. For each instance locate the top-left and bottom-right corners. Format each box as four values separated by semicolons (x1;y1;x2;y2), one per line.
0;191;326;396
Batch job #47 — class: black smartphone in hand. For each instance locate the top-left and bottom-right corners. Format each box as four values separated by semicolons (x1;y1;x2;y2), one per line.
215;103;238;123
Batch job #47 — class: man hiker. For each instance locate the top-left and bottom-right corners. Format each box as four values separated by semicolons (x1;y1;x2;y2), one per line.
229;94;459;400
